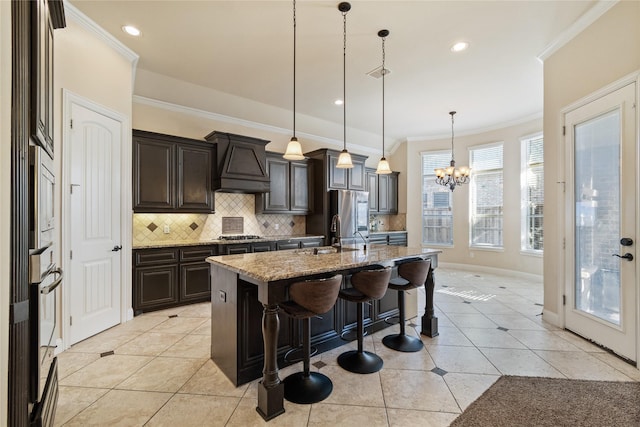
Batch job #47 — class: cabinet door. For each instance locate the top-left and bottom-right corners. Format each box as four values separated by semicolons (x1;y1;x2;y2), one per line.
328;153;348;190
378;174;390;213
134;265;178;313
263;156;290;212
366;169;378;212
376;288;399;321
180;262;211;302
290;160;310;213
177;144;214;212
31;0;54;156
388;172;399;214
133;137;175;211
348;157;366;191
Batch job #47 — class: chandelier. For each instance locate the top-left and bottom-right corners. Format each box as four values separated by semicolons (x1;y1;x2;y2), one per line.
435;111;470;191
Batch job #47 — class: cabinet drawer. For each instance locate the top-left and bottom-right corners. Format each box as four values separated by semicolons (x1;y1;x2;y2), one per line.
388;232;407;246
180;246;217;262
276;240;300;250
300;239;323;248
134;248;179;266
369;234;388;245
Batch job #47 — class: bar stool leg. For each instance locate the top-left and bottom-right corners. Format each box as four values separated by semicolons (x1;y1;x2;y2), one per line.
382;290;424;352
283;318;333;404
337;302;384;374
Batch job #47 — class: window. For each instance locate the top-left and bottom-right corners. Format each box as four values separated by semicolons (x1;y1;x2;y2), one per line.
521;134;544;252
421;151;453;245
470;143;503;248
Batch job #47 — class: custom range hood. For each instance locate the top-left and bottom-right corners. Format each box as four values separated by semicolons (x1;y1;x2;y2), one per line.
205;131;271;193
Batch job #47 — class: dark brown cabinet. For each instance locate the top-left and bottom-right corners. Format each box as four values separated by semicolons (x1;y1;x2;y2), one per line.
31;0;64;156
133;130;214;213
306;149;368;191
368;231;408;247
256;153;311;214
133;246;216;314
365;168;399;214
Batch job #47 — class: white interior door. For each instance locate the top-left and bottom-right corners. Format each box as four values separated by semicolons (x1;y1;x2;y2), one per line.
564;82;637;361
69;102;122;344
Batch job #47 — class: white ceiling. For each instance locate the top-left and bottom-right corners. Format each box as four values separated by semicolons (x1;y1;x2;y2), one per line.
68;0;599;149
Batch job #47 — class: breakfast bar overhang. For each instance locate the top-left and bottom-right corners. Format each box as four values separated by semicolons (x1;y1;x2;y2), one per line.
207;244;441;421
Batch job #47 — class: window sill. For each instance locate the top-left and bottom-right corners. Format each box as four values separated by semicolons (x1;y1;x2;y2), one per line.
520;250;543;258
469;245;504;253
422;243;453;249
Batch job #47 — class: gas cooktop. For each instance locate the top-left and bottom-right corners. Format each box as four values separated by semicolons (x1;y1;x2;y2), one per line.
218;235;262;241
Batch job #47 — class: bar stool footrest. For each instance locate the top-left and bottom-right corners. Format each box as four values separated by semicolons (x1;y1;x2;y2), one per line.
382;333;424;352
283;372;333;404
283;346;318;364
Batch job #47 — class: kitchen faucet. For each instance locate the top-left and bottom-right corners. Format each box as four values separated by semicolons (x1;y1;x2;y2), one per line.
330;214;341;252
354;230;367;253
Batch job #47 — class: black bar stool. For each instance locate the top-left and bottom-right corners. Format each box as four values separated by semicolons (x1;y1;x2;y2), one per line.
337;267;392;374
382;259;431;352
280;274;343;404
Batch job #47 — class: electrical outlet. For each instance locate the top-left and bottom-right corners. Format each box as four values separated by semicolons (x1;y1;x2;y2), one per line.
274;224;280;230
163;224;170;234
218;290;227;302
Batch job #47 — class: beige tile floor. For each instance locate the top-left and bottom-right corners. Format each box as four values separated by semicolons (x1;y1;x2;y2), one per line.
53;267;640;426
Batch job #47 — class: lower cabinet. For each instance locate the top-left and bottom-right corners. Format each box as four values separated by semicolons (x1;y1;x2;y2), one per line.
133;245;216;314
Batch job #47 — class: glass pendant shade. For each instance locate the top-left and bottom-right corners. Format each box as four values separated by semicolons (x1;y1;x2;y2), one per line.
336;149;354;168
283;137;304;160
376;157;392;174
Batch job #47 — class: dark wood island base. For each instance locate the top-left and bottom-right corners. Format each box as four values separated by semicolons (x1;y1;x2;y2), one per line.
207;245;440;421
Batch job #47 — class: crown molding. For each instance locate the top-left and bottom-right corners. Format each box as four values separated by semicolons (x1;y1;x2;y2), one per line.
406;111;542;143
537;0;618;62
132;95;381;156
63;1;139;82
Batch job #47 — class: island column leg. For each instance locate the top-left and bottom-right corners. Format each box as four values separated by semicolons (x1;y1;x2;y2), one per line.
421;266;439;337
256;303;285;420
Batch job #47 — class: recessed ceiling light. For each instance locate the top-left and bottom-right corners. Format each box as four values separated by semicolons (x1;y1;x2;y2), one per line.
334;99;344;106
122;25;141;37
450;41;469;52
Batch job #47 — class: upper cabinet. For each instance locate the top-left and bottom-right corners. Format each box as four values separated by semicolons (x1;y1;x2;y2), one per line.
31;0;66;157
366;168;399;214
133;130;215;213
256;152;311;214
306;149;367;191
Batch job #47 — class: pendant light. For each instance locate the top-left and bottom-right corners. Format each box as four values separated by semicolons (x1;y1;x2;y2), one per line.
434;111;471;191
375;29;392;174
336;2;353;169
283;0;305;160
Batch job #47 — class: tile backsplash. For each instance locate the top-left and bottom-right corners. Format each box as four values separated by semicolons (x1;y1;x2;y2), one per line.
133;193;306;245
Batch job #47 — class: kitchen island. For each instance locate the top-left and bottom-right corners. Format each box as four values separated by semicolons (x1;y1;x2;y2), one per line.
206;244;441;421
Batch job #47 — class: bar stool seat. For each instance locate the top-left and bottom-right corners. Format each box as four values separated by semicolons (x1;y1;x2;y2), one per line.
337;267;392;374
280;274;343;404
382;259;431;352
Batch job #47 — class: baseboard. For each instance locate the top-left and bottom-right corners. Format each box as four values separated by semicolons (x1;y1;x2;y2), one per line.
438;262;543;282
54;338;64;356
125;307;134;322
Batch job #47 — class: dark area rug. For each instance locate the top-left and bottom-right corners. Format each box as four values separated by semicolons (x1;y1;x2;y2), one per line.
450;375;640;427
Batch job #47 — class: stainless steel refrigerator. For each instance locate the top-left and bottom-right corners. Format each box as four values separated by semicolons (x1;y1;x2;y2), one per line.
328;190;369;245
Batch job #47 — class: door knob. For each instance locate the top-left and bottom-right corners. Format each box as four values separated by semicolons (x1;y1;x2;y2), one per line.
620;238;633;246
612;253;634;261
111;245;122;252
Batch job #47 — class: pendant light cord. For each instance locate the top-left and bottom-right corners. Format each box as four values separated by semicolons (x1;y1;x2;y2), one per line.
381;35;386;158
292;0;296;139
342;8;347;151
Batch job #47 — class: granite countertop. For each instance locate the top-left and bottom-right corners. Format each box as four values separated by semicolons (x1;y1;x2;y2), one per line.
133;234;324;250
206;245;441;283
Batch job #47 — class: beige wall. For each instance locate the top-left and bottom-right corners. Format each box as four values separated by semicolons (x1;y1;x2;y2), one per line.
1;1;11;420
405;118;543;275
54;15;135;335
543;1;640;321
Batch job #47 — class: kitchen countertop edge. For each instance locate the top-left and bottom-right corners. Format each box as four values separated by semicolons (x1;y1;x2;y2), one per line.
133;234;325;250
